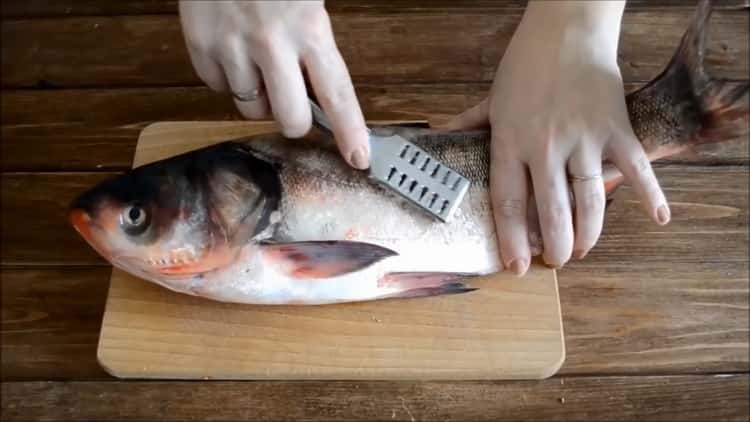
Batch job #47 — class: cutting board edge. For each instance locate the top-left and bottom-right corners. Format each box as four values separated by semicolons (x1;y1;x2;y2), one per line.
138;119;431;140
97;336;566;381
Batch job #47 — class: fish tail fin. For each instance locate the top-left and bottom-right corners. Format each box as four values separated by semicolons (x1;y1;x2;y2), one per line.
684;0;750;145
376;272;479;300
698;78;750;144
628;0;749;154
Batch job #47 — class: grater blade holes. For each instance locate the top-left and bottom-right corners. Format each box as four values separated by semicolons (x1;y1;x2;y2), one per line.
409;150;420;165
442;170;452;185
429;193;439;208
387;167;397;182
440;200;450;214
419;186;429;201
408;180;418;193
420;157;431;171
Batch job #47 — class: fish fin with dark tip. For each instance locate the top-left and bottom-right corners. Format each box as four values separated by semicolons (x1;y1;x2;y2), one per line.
628;0;749;150
603;0;749;209
678;0;749;145
375;272;479;300
260;240;397;279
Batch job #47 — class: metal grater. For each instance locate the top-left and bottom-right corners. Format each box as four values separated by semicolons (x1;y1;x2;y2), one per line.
309;99;470;222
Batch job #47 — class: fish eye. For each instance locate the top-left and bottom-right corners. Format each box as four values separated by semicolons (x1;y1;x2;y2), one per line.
120;204;149;236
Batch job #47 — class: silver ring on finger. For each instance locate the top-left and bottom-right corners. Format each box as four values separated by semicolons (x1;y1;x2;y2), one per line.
569;173;602;183
232;87;264;102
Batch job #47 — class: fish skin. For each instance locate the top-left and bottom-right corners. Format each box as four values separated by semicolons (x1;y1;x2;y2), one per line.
69;0;748;305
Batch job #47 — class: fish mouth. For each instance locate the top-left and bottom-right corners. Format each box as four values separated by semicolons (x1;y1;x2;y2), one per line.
117;256;206;279
115;246;240;278
69;209;112;260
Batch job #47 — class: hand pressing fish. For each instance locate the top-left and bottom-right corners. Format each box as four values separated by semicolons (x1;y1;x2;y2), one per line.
70;0;748;305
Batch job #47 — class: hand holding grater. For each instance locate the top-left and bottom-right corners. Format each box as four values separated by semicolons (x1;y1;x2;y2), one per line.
308;99;470;223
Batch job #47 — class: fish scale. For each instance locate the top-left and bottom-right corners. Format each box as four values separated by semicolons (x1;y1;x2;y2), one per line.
309;99;470;222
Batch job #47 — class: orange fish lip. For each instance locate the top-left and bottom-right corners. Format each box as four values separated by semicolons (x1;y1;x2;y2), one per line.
155;265;206;276
144;247;239;277
69;208;112;260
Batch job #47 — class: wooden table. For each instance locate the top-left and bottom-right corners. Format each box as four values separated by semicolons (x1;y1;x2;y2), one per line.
1;1;748;420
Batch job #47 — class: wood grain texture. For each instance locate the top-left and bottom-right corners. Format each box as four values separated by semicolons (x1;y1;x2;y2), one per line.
3;84;748;172
560;262;749;374
0;268;111;380
1;172;113;266
2;10;747;88
2;375;749;421
2;0;748;18
92;121;563;381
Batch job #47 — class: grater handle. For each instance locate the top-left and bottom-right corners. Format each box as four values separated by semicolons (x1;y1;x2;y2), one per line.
309;99;335;135
309;98;372;138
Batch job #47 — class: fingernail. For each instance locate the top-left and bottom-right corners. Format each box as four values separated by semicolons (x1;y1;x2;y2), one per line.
349;147;369;170
656;204;670;225
574;249;587;259
509;258;527;276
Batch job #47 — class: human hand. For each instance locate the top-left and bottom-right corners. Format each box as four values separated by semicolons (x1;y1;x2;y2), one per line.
437;1;670;275
178;0;370;169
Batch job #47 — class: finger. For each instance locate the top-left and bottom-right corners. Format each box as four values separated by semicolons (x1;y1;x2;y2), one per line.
218;38;270;119
526;194;543;257
303;43;370;170
490;140;530;276
179;0;229;93
185;44;229;93
608;132;670;225
431;99;490;131
568;147;606;259
255;42;312;139
529;157;574;268
224;61;271;120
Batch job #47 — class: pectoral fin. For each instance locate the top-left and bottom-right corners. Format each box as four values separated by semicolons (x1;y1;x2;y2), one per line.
260;240;397;279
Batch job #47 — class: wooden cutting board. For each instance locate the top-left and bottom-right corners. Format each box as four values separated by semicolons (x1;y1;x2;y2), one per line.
97;121;565;380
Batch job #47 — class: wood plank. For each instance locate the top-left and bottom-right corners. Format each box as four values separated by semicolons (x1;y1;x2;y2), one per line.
1;0;747;18
3;166;746;266
2;375;748;421
2;10;747;88
0;268;111;380
3;85;747;172
560;262;749;374
0;173;112;266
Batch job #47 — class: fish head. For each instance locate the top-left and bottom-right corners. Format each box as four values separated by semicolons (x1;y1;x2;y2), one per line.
69;142;281;280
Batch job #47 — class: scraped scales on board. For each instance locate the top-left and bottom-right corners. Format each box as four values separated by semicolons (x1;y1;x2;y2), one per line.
96;121;565;380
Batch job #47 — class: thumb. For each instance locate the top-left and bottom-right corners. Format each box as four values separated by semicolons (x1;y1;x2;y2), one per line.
429;98;490;131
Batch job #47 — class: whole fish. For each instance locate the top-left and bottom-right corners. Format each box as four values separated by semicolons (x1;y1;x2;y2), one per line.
70;0;748;305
